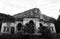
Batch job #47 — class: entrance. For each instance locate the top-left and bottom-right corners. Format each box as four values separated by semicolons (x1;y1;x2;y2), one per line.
29;20;35;25
25;20;35;34
17;23;22;31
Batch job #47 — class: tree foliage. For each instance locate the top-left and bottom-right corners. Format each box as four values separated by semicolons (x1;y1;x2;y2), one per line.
38;24;57;39
23;22;35;34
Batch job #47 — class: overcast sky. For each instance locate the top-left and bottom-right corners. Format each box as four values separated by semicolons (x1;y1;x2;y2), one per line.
0;0;60;19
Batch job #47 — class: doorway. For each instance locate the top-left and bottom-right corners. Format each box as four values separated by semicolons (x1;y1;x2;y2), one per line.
17;23;23;31
25;20;35;34
29;20;35;25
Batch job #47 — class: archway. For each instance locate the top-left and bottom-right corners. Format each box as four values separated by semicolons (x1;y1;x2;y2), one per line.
17;23;23;31
29;20;35;25
25;20;35;34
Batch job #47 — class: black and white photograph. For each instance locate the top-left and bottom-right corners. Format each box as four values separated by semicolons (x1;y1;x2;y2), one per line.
0;0;60;39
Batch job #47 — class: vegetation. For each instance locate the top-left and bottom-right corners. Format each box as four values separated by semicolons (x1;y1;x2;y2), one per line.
55;15;60;33
0;13;15;22
38;23;57;39
23;23;35;34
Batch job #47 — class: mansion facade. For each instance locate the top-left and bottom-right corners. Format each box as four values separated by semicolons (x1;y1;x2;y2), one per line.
0;8;56;35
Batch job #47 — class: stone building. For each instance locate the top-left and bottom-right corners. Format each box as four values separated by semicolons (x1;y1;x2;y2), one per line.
0;13;15;34
1;8;56;35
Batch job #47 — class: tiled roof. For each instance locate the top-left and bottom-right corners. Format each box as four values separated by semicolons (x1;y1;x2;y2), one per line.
13;8;41;19
40;14;56;23
0;13;15;22
13;8;56;23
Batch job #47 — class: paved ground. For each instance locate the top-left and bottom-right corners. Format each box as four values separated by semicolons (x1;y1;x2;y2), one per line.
0;34;45;39
0;33;58;39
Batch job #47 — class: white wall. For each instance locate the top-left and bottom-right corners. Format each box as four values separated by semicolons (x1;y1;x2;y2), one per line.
50;23;56;33
1;19;56;34
40;22;56;33
14;21;23;33
1;22;15;33
23;18;40;30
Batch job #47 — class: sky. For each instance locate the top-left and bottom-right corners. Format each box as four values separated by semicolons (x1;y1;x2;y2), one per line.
0;0;60;19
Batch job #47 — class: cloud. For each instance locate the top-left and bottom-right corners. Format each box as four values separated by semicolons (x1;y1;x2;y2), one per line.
48;0;60;3
0;0;60;19
37;2;60;19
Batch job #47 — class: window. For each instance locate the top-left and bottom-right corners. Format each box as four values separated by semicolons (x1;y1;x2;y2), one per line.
17;23;22;31
7;27;9;32
3;27;6;31
3;27;10;32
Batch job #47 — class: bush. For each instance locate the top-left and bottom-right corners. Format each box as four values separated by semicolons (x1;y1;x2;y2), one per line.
38;26;57;39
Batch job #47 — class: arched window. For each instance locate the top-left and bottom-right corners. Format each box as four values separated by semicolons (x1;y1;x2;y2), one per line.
28;20;35;34
24;20;35;34
17;23;22;31
29;20;34;25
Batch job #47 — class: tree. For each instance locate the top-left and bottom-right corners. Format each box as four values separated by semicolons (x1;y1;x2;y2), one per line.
38;23;57;39
56;15;60;33
23;22;35;35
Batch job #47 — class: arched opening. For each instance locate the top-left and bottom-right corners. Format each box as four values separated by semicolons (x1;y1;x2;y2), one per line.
24;20;35;34
28;20;35;34
17;23;23;31
29;20;35;25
